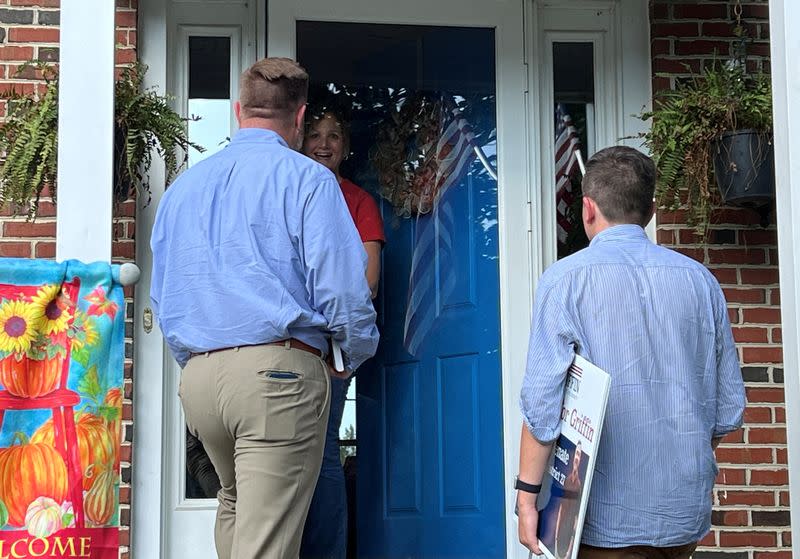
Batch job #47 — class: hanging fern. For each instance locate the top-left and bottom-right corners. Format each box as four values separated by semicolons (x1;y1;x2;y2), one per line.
638;62;772;235
0;61;204;218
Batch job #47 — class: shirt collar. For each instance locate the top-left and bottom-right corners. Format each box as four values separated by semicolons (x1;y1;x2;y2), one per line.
230;127;289;148
589;224;648;246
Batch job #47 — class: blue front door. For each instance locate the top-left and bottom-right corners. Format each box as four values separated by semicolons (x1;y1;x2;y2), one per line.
298;22;505;558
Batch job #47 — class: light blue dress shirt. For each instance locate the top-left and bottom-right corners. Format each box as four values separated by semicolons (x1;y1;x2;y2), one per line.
520;224;745;548
150;128;379;370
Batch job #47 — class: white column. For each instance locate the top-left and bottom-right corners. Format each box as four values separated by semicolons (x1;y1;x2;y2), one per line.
769;0;800;548
55;0;115;263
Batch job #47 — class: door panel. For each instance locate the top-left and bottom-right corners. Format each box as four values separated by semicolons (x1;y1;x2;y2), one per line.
297;21;505;557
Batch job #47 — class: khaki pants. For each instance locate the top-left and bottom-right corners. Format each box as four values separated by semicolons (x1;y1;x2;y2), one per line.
180;343;331;559
579;542;698;559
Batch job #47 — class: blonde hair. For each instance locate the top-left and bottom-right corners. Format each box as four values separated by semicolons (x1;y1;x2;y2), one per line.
239;58;308;121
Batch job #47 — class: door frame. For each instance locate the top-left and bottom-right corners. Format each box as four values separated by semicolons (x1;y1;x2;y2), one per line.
269;2;532;555
134;1;265;557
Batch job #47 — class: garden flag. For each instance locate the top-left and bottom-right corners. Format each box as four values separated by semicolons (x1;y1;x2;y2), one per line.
0;259;124;559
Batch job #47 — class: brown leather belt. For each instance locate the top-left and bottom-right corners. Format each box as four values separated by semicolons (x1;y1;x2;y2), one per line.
190;339;324;359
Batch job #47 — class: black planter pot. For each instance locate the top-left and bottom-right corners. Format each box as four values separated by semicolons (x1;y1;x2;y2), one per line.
712;129;775;208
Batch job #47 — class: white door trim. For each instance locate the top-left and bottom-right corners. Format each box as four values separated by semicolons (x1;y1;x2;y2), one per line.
133;1;266;557
768;0;800;547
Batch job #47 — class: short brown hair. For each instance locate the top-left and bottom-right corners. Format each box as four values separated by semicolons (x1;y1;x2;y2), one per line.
239;58;308;121
582;146;656;226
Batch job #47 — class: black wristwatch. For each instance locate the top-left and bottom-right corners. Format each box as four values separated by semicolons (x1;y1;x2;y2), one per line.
514;476;541;494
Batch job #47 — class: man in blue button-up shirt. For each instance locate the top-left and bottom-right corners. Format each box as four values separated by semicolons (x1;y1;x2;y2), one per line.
151;58;378;559
517;146;745;559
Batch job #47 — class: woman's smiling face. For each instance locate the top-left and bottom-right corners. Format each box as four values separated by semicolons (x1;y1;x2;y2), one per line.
303;113;347;177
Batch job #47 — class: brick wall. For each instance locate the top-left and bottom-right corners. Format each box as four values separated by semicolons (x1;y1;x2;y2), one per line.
0;1;137;557
651;2;790;558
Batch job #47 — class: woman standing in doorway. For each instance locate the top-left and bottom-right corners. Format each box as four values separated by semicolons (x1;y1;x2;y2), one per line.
300;106;385;559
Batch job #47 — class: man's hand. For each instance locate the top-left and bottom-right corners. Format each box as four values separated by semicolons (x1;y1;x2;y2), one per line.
517;492;542;555
325;354;353;379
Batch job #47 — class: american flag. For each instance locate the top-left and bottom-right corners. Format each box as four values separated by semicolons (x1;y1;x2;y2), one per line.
554;103;581;246
403;102;478;356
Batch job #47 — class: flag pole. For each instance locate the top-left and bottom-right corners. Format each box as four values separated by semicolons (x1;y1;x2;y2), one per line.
473;145;498;181
575;149;586;177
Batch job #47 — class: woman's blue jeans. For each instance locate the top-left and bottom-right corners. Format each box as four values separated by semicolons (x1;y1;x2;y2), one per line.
300;376;351;559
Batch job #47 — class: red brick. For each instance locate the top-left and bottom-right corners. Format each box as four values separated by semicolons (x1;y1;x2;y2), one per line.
657;209;688;224
750;42;771;58
717;467;746;485
774;407;785;423
769;248;779;265
0;241;32;257
723;288;765;304
778;490;789;505
750;468;789;486
112;241;135;260
708;248;766;265
652;23;699;37
698;531;716;547
716;510;749;526
0;81;36;96
732;326;768;343
650;2;668;20
653;58;701;75
119;445;132;462
740;229;778;245
3;220;56;237
709;267;737;284
715;446;773;464
702;22;738;37
8;27;59;43
675;40;730;56
651;39;670;56
777;449;788;465
35;242;55;258
656;229;674;244
728;308;739;324
115;48;138;66
748;427;787;444
677;228;706;245
122;402;133;421
740;268;780;285
722;429;744;444
718;490;775;507
746;387;785;404
742;308;782;324
772;328;782;344
116;10;137;28
673;247;705;263
742;346;784;364
741;5;770;20
652;76;671;94
119;529;129;546
712;207;763;226
783;532;792;546
128;30;137;48
719;531;776;547
673;4;728;19
116;30;129;46
754;553;792;559
744;406;772;424
9;0;60;6
34;200;56;218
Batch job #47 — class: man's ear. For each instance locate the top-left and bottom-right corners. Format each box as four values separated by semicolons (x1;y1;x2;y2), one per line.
582;195;597;225
295;103;307;132
234;101;242;125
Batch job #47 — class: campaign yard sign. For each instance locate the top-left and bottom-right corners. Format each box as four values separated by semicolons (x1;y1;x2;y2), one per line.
537;355;611;559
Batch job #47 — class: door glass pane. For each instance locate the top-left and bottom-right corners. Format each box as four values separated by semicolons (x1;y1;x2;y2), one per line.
187;36;232;167
298;22;505;557
184;35;230;500
554;41;594;259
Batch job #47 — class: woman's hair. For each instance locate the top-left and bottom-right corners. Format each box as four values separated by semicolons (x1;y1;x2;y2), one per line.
305;105;351;147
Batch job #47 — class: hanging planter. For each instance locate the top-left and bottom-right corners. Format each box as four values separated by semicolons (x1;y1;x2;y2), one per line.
713;130;774;224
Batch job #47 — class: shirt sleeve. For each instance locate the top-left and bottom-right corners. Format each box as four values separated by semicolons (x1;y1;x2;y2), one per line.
519;279;579;443
355;191;386;244
300;174;380;371
711;284;746;437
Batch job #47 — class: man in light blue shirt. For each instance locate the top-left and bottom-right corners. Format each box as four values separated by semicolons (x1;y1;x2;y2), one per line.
517;146;745;559
150;58;378;559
